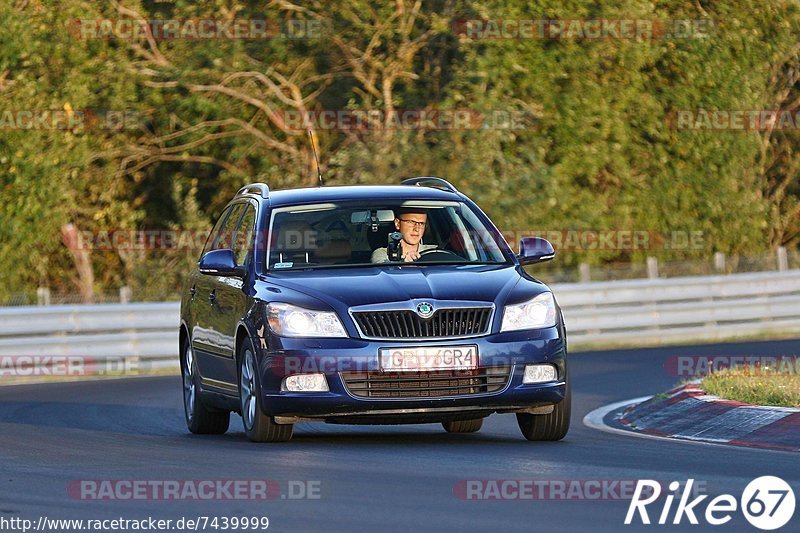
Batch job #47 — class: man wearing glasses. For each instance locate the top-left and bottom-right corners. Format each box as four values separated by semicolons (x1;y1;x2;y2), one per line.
371;208;437;263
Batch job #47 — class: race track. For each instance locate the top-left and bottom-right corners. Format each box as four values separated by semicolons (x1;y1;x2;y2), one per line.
1;339;798;532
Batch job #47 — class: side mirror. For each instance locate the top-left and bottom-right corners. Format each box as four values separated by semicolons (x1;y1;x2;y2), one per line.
199;249;245;277
517;238;555;265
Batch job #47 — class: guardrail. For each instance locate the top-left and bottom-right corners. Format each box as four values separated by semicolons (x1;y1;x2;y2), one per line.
1;270;799;380
557;269;800;346
0;303;180;377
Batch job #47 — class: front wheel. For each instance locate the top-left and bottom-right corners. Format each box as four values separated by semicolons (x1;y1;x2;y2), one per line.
182;341;230;435
516;381;571;441
239;338;293;443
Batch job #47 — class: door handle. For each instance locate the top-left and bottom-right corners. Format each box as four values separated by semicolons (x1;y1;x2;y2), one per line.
209;289;216;305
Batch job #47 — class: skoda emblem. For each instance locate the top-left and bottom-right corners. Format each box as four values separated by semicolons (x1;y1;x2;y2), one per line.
416;302;434;319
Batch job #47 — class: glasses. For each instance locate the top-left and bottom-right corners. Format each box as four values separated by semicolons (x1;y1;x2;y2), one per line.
398;218;427;229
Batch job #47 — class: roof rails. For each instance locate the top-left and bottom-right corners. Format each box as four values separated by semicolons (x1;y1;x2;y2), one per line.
401;177;459;193
236;182;270;199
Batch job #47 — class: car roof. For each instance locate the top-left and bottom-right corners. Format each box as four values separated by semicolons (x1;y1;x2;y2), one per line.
262;185;462;207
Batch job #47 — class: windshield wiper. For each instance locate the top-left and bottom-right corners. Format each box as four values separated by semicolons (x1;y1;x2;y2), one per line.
268;260;508;271
381;260;508;267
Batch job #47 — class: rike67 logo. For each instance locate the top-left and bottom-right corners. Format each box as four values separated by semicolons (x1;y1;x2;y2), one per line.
626;477;795;530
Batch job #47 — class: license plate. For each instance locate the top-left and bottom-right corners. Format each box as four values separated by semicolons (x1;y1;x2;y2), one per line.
379;345;478;372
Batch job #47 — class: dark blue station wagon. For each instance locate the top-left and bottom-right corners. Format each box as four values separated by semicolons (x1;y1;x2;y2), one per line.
180;178;569;442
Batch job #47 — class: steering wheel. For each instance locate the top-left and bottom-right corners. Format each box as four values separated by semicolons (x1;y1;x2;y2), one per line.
418;249;467;262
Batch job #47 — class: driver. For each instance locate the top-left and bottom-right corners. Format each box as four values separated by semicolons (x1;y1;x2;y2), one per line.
371;207;437;263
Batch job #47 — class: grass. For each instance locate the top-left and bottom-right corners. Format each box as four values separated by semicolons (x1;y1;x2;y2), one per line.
702;366;800;408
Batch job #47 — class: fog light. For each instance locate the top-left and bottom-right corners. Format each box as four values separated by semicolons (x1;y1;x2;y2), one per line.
282;373;329;392
523;364;557;384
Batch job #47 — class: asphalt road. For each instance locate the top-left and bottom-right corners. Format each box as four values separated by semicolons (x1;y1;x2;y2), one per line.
1;339;799;533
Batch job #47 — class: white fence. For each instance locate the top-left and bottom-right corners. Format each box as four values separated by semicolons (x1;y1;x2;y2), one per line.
1;270;799;379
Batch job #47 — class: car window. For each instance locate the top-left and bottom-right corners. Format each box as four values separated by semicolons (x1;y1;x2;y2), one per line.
232;204;256;266
214;203;245;252
267;201;509;270
200;205;232;259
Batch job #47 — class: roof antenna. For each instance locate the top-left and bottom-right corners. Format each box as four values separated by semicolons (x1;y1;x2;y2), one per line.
308;128;323;187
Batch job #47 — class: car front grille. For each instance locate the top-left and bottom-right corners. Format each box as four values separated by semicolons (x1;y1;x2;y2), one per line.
352;307;492;339
341;366;512;398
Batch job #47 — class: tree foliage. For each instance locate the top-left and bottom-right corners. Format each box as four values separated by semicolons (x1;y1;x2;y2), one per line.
1;0;799;301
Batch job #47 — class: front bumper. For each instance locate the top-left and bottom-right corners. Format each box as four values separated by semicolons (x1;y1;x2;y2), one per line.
256;326;567;422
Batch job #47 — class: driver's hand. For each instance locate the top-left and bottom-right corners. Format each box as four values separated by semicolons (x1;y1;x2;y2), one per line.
403;250;421;262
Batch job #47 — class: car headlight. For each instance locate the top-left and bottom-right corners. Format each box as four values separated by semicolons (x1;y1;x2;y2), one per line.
266;302;347;338
500;292;557;332
523;364;558;383
282;373;329;392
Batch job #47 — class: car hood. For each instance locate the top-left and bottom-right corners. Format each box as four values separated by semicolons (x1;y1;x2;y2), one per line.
262;264;541;309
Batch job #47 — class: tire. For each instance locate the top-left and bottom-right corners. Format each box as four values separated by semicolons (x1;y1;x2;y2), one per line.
239;337;293;443
182;341;230;435
442;418;483;433
516;379;571;441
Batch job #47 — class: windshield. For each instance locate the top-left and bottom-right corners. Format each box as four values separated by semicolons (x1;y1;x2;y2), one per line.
266;200;510;270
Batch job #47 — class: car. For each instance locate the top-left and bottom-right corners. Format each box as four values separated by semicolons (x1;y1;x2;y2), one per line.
179;177;569;442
